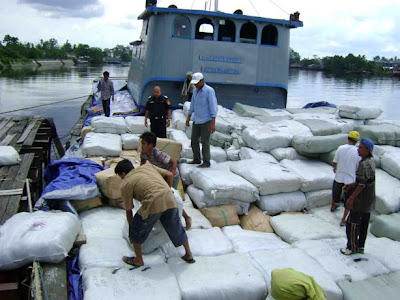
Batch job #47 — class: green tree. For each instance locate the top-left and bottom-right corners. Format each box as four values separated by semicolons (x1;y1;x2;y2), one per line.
289;48;301;64
88;47;104;64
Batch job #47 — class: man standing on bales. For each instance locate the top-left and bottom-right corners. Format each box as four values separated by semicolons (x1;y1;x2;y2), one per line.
115;159;195;267
340;138;375;255
185;72;218;168
331;131;361;226
96;71;114;117
140;131;192;229
144;86;172;138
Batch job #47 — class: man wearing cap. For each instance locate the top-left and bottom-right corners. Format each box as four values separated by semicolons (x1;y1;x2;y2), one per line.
331;131;361;225
340;138;376;255
181;71;194;103
144;86;172;138
185;73;218;168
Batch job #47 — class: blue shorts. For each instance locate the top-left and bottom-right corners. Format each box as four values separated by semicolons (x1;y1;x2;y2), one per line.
129;208;187;246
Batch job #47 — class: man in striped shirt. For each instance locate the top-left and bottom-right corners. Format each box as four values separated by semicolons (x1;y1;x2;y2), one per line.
97;71;114;117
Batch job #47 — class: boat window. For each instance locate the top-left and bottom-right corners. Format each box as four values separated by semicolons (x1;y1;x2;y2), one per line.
173;15;191;38
195;18;214;40
218;19;235;42
240;22;257;44
261;24;278;45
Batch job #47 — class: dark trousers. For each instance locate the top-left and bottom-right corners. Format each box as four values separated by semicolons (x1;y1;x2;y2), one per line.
191;121;211;165
346;210;370;252
102;99;110;117
150;117;167;138
332;181;349;204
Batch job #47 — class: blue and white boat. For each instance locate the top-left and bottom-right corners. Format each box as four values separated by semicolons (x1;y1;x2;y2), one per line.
128;1;303;109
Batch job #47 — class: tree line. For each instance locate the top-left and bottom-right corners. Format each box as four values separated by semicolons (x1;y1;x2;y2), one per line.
0;34;132;66
290;49;398;75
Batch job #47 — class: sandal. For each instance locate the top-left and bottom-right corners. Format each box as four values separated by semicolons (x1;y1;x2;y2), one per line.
122;256;143;269
181;255;196;264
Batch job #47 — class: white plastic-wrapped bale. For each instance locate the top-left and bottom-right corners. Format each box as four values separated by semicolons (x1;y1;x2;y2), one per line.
238;147;279;163
230;159;303;195
125;116;150;134
287;106;336;114
325;118;365;134
375;169;400;214
210;145;227;162
187;184;250;215
82;264;181;300
242;126;292;152
181;206;213;230
297;119;342;136
168;253;267;300
269;147;308;161
178;161;217;185
269;119;313;138
380;152;400;180
82;132;122;157
337;271;400;300
79;237;165;269
91;116;127;134
225;146;240;161
337;105;382;120
364;237;400;271
370;213;400;242
319;150;336;166
171;109;187;131
290;112;337;121
215;116;233;134
183;101;191;116
210;131;233;148
0;211;81;270
309;205;345;226
353;124;400;146
161;227;233;258
249;248;343;300
184;120;193;139
270;214;345;244
305;189;332;210
366;119;400;127
257;191;306;215
169;129;190;143
121;133;140;150
254;115;291;123
294;238;390;282
262;108;292;116
190;167;259;203
232;102;269;117
281;159;335;192
222;225;291;253
0;146;21;166
291;134;348;155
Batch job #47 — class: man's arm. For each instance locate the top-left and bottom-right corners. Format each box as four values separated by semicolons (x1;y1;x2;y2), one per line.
167;109;172;127
345;184;365;209
185;114;191;127
111;82;114;101
164;170;173;187
126;209;133;224
144;110;150;127
332;162;337;173
208;89;218;133
170;157;177;175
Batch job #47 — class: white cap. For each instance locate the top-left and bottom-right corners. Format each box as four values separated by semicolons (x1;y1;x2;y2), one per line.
190;72;204;84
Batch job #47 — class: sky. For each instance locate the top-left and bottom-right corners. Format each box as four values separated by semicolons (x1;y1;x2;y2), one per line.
1;0;399;59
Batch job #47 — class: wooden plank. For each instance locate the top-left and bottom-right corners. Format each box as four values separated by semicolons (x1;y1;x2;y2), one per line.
73;234;87;247
0;119;15;140
0;153;34;224
16;121;37;144
0;282;18;292
22;119;42;147
0;134;16;146
42;261;68;300
0;119;9;131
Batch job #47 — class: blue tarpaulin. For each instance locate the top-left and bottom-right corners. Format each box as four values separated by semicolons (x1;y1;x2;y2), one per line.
35;158;104;211
302;101;336;108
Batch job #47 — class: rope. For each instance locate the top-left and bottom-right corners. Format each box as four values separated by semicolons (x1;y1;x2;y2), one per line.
0;94;89;115
248;0;260;16
266;0;290;16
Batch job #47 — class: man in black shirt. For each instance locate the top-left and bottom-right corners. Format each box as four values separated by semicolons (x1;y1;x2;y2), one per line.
144;86;172;138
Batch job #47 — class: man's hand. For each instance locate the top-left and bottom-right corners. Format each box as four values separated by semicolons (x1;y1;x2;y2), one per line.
167;119;171;127
345;197;354;210
144;118;148;127
112;96;114;102
209;120;216;133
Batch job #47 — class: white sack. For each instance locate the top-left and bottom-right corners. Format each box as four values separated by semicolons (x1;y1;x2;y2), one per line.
125;116;150;134
257;191;306;215
187;184;250;215
375;169;400;214
161;227;233;258
82;264;181;300
241;126;292;152
370;212;400;242
191;167;259;203
178;161;217;185
168;253;267;300
210;131;233;148
270;214;345;244
238;147;278;163
291;134;348;154
0;211;81;270
269;147;308;161
306;189;332;209
225;146;240;161
82;132;122;157
294;238;390;282
297;119;342;136
232;102;268;117
337;105;382;120
210;145;227;162
230;159;303;195
171;109;187;131
309;205;345;226
222;225;290;253
281;159;335;192
215;116;233;134
181;206;212;230
91;116;127;134
0;146;21;166
364;237;400;271
183;101;191;116
121;133;140;150
249;248;343;300
354;124;400;146
380;152;400;180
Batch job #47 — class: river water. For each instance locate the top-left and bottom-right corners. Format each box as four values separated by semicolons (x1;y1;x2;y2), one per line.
0;65;399;142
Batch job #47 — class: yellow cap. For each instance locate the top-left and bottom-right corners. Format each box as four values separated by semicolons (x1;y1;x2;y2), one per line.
348;131;360;141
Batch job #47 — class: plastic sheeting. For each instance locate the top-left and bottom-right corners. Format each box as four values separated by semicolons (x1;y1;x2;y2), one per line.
337;105;382;120
370;213;400;242
0;146;21;166
375;169;400;214
82;132;122;157
257;191;307;215
91;116;127;134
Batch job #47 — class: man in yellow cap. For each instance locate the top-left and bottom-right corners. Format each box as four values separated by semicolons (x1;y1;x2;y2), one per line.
331;131;361;226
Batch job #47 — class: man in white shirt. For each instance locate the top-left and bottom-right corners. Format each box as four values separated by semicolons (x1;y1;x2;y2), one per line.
331;131;361;225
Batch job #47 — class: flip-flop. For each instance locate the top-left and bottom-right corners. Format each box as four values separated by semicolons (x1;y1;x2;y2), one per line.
181;256;196;264
122;256;142;269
